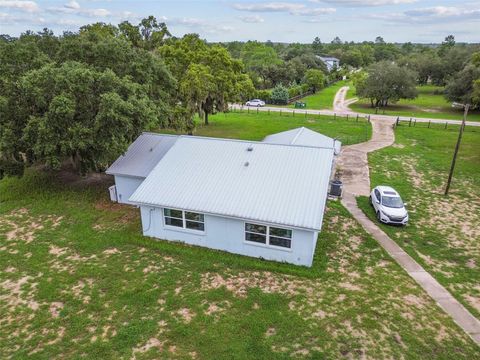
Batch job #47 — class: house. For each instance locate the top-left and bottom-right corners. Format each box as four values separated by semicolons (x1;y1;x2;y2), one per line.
317;56;340;72
106;128;340;267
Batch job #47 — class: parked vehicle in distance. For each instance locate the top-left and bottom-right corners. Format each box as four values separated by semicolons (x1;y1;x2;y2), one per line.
245;99;265;107
370;185;409;225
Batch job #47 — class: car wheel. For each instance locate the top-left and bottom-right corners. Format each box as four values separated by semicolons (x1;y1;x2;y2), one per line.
376;211;382;222
369;196;373;206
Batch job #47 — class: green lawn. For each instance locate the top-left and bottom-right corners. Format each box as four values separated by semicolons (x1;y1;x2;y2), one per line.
165;110;372;146
289;80;347;110
349;85;480;121
1;168;479;358
357;123;480;319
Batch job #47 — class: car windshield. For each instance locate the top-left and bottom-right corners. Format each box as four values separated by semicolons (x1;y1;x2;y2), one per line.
382;196;404;208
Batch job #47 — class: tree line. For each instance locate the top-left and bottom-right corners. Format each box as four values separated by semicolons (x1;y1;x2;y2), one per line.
1;19;479;178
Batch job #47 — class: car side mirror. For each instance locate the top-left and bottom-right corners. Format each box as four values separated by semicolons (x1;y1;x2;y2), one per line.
376;199;380;204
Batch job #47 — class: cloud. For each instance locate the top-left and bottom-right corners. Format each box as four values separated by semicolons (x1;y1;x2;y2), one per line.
46;1;111;18
295;7;336;16
370;5;480;24
239;15;265;23
233;2;306;13
233;2;336;17
404;6;480;19
0;0;39;13
310;0;417;6
165;17;235;34
64;0;80;10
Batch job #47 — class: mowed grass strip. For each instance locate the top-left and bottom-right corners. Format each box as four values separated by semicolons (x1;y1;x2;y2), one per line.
290;80;348;110
164;110;372;146
1;168;479;359
357;123;480;319
349;85;480;122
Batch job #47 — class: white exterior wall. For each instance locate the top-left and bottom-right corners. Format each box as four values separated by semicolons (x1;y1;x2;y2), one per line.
114;175;145;204
140;206;318;267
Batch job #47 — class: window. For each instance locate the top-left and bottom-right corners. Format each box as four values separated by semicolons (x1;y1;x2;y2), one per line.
163;209;205;232
245;223;292;249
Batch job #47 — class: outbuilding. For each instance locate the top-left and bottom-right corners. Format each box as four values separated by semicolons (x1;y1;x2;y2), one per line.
108;128;339;267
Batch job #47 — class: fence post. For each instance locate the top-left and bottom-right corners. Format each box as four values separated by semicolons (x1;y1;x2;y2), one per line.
268;109;270;115
396;117;400;126
368;115;371;122
293;110;295;117
247;107;250;114
256;107;259;114
305;111;307;119
414;119;416;127
383;109;385;115
445;122;448;130
356;114;359;122
428;120;431;128
346;114;349;121
409;118;412;127
280;109;282;117
334;113;336;120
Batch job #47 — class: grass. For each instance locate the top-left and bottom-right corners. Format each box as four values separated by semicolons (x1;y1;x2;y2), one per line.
349;85;480;122
356;123;480;319
288;80;347;110
164;110;372;146
1;168;479;358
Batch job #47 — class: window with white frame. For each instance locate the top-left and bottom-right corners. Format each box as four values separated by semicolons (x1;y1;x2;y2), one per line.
164;208;205;231
245;223;292;249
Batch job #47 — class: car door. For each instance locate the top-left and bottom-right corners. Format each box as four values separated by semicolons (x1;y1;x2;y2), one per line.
374;189;381;212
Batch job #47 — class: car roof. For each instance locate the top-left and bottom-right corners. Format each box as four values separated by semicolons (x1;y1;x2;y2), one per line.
377;186;399;196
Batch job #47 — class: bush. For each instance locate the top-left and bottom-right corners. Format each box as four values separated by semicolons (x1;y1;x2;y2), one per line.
254;89;271;103
288;85;303;98
270;85;289;105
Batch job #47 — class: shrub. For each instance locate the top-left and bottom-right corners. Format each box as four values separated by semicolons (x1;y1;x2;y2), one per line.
270;85;289;105
254;89;271;103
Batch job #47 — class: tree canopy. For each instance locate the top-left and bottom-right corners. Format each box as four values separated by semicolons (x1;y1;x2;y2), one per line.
356;61;418;107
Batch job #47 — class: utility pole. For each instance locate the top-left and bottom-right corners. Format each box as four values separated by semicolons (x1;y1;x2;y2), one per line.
445;103;469;195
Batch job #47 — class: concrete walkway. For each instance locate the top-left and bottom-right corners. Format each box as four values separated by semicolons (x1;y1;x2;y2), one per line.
334;92;480;345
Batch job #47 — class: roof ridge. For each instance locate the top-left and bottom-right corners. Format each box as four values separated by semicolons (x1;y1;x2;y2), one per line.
290;127;305;145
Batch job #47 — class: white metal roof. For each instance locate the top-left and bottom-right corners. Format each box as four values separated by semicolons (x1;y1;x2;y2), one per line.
263;127;341;155
106;133;178;178
129;136;334;231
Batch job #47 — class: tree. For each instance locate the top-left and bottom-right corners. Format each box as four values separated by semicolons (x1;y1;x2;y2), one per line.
375;36;385;45
303;69;325;93
18;62;159;173
240;41;282;88
312;37;323;55
445;64;480;106
356;61;418;107
270;84;289;105
161;34;254;126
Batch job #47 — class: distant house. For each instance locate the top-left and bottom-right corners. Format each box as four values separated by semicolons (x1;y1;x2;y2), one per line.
106;128;341;267
317;56;340;72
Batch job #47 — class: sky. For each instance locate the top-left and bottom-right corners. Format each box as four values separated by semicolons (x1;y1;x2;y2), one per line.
0;0;479;43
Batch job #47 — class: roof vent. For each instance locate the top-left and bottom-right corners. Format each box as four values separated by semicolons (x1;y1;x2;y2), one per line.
149;147;154;152
244;161;249;167
247;146;253;152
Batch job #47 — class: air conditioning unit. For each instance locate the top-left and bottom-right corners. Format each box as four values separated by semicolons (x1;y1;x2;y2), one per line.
108;185;118;202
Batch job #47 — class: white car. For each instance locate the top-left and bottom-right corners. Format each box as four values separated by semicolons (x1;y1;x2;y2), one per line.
370;186;409;225
245;99;265;107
